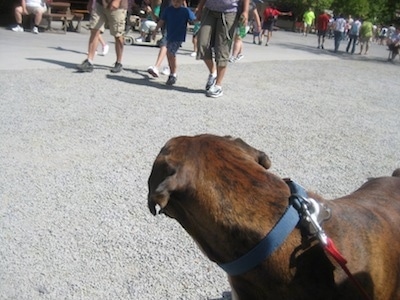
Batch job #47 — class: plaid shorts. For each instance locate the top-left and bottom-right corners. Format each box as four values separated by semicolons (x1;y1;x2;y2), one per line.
167;41;182;56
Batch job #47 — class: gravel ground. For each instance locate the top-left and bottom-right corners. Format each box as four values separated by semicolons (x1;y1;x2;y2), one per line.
0;28;399;300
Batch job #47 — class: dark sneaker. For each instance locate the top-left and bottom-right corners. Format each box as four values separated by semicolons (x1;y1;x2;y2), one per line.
166;75;177;85
206;85;223;98
77;59;93;72
110;62;123;73
205;74;216;91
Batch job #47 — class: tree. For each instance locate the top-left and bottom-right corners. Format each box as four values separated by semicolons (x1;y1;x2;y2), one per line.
275;0;399;24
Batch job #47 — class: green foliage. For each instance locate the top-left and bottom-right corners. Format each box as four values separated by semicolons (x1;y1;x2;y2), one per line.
274;0;399;24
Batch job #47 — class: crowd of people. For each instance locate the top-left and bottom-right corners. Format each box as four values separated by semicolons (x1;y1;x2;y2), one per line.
9;0;400;97
301;9;400;58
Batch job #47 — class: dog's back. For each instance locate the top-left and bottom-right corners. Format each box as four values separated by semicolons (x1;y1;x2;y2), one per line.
320;169;400;300
148;135;400;300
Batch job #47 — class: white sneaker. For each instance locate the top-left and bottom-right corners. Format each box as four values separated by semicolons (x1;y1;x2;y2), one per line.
190;52;196;57
100;44;109;56
205;74;217;90
229;56;237;63
236;54;244;61
32;26;39;34
206;85;223;98
135;37;143;43
11;25;24;32
147;66;159;78
161;66;170;76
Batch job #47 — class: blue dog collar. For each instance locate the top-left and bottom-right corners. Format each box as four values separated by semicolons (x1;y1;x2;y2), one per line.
218;180;307;276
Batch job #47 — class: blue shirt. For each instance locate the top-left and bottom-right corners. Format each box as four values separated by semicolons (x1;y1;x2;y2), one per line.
161;6;195;42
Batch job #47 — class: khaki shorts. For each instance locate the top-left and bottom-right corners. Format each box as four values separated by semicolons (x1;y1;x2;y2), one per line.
26;5;47;15
197;8;238;67
359;36;371;44
90;3;126;37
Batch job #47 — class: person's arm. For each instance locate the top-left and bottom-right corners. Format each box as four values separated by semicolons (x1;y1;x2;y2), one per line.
240;0;250;26
148;5;160;21
278;9;292;16
252;8;261;32
21;0;28;15
195;0;206;20
110;0;121;10
152;19;164;40
87;0;94;12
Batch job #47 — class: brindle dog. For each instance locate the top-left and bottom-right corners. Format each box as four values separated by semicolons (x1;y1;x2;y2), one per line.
148;134;400;300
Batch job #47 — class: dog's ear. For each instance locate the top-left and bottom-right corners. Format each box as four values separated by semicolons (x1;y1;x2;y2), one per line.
227;136;271;170
392;169;400;177
148;172;178;216
148;153;191;216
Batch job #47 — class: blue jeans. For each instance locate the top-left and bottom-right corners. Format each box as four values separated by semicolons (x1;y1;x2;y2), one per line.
346;34;358;54
334;31;343;52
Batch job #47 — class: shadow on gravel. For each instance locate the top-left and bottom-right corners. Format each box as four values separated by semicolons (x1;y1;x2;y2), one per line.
26;58;78;69
25;58;128;72
107;70;205;95
276;42;392;65
208;291;232;300
48;46;87;55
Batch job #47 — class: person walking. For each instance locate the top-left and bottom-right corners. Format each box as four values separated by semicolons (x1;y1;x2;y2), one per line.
302;7;315;36
358;18;373;55
230;0;261;62
346;16;361;54
195;0;249;98
152;0;195;85
147;0;188;78
260;3;291;46
77;0;128;73
316;10;331;49
333;14;346;52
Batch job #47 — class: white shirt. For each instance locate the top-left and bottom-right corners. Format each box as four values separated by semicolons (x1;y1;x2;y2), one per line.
334;17;346;32
26;0;45;8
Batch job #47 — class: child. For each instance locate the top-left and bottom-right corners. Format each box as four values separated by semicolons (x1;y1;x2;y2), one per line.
191;20;201;57
152;0;195;85
252;18;261;45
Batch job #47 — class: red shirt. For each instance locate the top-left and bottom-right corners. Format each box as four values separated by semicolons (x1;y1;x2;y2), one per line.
263;7;280;20
317;13;330;31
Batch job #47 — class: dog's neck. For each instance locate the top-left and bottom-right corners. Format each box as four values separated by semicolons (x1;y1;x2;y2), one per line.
170;174;295;268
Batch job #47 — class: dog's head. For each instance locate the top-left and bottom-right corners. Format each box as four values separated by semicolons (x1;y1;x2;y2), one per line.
147;134;292;264
147;134;273;216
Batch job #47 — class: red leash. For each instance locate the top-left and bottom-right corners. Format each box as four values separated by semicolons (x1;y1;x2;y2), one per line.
323;237;372;300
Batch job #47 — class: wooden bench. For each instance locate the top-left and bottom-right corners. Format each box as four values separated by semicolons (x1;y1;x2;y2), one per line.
70;9;88;33
43;2;71;33
43;3;87;33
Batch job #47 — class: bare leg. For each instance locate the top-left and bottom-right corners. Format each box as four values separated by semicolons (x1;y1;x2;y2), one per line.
365;42;369;54
231;35;242;57
267;30;272;44
154;45;167;68
14;6;24;24
204;58;216;75
34;11;43;26
88;29;101;61
215;65;226;86
193;36;197;52
98;34;106;47
167;51;176;74
115;35;124;63
260;29;265;43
